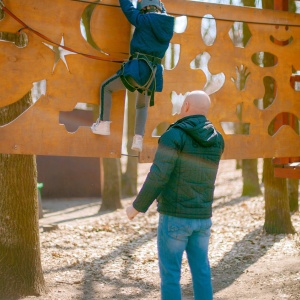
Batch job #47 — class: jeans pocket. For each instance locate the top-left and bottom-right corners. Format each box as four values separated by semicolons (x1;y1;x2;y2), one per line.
198;219;212;237
167;217;190;241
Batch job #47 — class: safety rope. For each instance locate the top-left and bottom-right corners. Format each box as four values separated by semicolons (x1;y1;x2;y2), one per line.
121;153;139;157
70;0;300;28
0;1;126;63
71;0;119;8
2;0;299;64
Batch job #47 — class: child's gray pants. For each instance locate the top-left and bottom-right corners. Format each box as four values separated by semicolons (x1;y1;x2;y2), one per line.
99;74;150;136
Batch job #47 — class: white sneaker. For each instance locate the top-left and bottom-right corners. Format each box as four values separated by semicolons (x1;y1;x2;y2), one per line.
91;119;111;135
131;135;143;152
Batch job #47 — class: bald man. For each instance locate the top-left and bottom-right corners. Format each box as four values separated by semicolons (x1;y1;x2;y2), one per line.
126;90;224;300
180;90;211;117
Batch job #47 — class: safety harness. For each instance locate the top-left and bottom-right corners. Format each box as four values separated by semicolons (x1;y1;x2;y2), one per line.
120;52;162;107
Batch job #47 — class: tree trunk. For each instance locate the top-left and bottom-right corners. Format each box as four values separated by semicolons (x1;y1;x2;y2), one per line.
241;159;261;196
263;158;295;234
261;0;295;234
263;0;274;9
0;91;47;298
235;160;242;170
122;155;138;197
242;0;256;7
99;158;122;212
122;91;138;197
288;178;299;213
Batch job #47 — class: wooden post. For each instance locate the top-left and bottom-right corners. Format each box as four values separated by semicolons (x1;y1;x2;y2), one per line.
274;0;288;11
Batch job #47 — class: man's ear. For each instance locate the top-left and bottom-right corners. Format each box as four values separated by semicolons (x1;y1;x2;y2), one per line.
184;100;190;112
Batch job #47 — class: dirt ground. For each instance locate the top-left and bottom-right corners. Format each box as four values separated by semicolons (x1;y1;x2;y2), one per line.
21;159;300;300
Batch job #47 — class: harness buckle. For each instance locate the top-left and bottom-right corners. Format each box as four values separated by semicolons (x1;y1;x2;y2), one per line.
130;52;162;65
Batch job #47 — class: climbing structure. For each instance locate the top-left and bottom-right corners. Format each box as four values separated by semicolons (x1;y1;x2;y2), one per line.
0;0;300;163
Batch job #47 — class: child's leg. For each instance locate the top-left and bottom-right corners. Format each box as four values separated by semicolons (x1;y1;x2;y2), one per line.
100;74;125;121
134;92;151;136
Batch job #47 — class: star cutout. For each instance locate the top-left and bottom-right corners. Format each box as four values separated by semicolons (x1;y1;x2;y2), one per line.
43;35;77;74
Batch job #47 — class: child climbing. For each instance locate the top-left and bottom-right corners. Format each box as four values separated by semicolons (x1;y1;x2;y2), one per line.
91;0;174;152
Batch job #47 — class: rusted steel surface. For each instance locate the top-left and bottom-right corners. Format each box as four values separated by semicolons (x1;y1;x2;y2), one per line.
0;0;300;162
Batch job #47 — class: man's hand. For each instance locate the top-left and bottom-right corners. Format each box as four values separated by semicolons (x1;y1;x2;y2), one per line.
126;205;139;220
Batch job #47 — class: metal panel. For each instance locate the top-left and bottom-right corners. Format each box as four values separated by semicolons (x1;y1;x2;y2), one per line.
0;0;300;162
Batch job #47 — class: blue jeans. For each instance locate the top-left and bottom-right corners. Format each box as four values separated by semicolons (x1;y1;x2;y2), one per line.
157;214;213;300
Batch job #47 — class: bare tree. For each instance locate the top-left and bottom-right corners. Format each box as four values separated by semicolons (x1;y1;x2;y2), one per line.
242;159;261;196
0;91;47;298
99;92;138;211
122;91;138;197
263;159;295;234
288;178;299;213
99;158;122;212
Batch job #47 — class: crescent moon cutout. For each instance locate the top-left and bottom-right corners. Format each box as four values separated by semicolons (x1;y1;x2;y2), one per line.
80;0;109;55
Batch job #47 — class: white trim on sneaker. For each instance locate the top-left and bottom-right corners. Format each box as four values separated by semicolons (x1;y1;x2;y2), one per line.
131;134;143;152
91;120;111;135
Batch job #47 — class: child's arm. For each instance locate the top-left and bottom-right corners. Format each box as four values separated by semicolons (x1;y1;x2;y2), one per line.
161;2;167;14
119;0;140;27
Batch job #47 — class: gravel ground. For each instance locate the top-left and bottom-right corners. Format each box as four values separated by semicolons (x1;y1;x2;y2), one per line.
21;159;300;300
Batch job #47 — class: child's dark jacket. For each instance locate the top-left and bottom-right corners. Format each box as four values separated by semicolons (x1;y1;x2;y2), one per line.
118;0;174;92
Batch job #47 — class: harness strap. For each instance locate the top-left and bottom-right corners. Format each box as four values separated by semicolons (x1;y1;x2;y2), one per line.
121;52;162;106
0;3;125;63
130;52;162;65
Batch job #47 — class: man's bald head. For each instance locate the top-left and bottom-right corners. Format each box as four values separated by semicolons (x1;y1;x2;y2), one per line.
180;90;211;118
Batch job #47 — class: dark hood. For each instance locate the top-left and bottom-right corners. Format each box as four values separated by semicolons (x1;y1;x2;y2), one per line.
172;115;221;147
148;13;174;43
